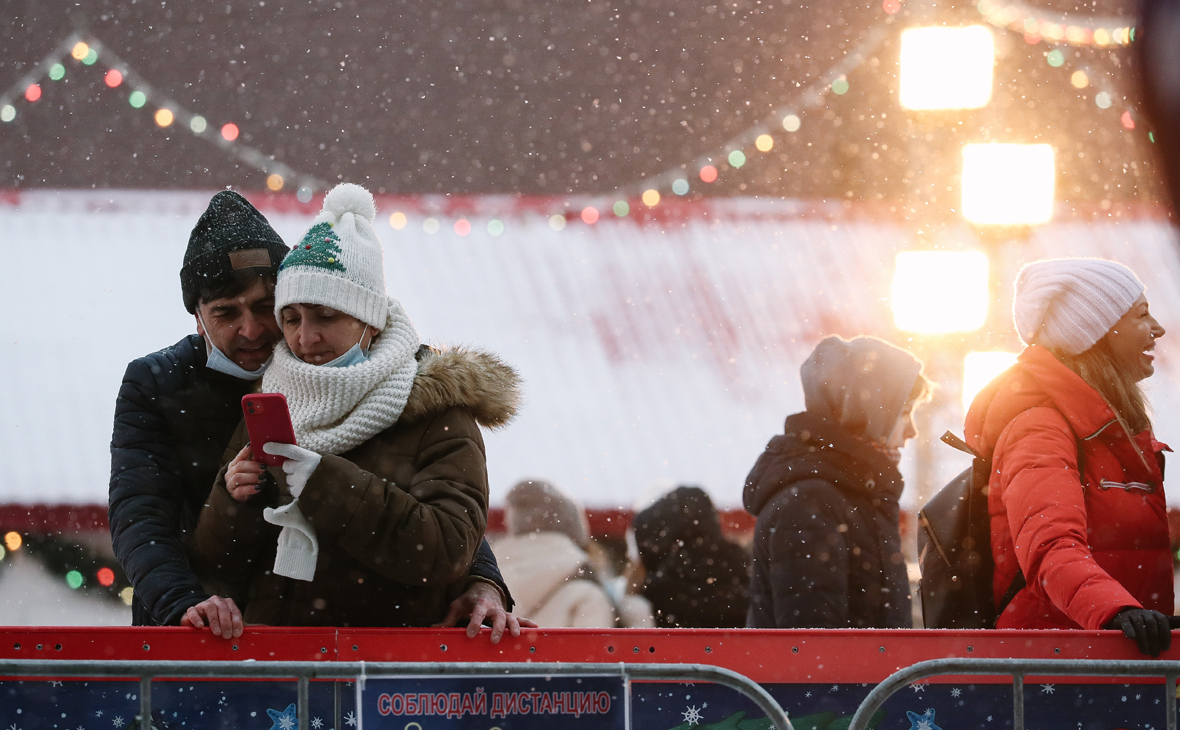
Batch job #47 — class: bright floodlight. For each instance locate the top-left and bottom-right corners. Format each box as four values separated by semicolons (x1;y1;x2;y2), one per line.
962;351;1018;411
891;251;989;334
962;143;1055;225
900;26;994;110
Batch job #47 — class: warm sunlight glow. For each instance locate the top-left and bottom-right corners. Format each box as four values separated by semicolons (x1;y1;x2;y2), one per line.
899;26;994;110
962;351;1019;411
962;143;1055;225
891;251;989;334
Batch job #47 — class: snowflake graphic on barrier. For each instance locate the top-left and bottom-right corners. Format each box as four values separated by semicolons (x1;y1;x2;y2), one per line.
906;708;943;730
112;717;124;728
267;704;298;730
311;718;323;729
682;705;703;726
1041;684;1056;694
344;711;357;727
950;688;961;698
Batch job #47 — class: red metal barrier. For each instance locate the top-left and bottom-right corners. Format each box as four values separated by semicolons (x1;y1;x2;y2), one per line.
0;627;1167;684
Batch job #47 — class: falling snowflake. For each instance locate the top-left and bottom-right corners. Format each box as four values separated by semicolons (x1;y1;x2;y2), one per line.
112;718;125;728
682;705;703;727
267;704;298;730
1041;684;1055;694
950;688;961;698
344;711;357;727
311;718;323;729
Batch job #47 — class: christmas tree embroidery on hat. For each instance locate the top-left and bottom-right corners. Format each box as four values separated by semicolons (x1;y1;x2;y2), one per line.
281;222;346;272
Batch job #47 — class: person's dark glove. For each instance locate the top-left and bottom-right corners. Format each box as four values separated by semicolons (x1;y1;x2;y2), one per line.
1106;608;1172;657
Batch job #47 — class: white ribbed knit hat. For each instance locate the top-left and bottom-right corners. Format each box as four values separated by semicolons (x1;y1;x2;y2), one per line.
1013;258;1144;355
276;183;388;330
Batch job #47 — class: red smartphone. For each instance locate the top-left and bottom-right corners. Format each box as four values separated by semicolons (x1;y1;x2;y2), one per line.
241;393;296;467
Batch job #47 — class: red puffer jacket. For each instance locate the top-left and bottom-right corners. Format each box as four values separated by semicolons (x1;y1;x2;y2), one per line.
965;345;1171;630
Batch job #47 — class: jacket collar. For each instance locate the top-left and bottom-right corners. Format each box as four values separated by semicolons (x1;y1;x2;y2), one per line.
743;411;904;514
1017;345;1118;440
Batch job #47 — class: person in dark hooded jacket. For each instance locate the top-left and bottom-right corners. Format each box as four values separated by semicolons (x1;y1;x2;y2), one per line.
632;486;749;628
744;335;929;628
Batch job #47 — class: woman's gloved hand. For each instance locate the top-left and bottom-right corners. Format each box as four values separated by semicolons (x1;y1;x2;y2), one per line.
1105;608;1173;657
262;442;322;498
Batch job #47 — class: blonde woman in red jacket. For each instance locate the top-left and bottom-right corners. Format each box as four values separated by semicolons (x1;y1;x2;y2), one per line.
966;258;1172;655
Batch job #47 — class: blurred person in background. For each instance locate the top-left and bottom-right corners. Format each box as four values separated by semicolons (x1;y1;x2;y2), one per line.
743;336;929;629
495;479;619;627
632;485;749;628
967;258;1173;656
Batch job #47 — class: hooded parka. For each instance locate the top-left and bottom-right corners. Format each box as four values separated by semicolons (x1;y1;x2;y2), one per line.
965;345;1172;630
189;347;519;627
744;336;920;629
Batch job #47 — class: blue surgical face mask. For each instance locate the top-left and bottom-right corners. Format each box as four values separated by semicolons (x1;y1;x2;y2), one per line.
198;313;271;380
322;331;371;368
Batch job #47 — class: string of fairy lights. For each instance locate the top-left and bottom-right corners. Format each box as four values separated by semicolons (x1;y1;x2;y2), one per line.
0;32;324;197
0;7;1149;239
974;0;1134;46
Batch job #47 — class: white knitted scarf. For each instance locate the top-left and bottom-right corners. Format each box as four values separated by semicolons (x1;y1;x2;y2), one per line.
262;296;421;455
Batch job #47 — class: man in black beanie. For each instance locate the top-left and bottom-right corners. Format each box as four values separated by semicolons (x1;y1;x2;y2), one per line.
110;191;522;640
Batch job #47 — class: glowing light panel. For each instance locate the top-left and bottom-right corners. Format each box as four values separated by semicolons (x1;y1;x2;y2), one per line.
962;143;1055;225
962;351;1018;411
891;250;989;334
900;26;994;110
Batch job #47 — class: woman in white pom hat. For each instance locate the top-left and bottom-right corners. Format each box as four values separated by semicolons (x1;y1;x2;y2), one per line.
964;258;1172;655
190;183;524;630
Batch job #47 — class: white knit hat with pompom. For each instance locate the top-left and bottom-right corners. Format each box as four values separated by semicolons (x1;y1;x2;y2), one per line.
275;183;388;330
1013;258;1144;356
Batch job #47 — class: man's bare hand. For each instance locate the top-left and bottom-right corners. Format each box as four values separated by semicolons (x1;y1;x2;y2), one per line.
435;581;539;644
180;596;244;639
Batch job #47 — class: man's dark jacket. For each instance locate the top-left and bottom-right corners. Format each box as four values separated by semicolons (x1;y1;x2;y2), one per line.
110;334;512;626
743;411;911;629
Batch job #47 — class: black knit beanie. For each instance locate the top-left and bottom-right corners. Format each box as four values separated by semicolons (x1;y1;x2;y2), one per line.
180;191;289;313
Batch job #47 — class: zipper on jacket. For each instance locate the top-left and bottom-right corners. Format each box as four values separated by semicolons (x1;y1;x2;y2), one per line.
1097;479;1156;493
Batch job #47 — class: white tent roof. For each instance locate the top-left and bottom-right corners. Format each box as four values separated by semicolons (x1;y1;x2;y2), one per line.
2;190;1179;508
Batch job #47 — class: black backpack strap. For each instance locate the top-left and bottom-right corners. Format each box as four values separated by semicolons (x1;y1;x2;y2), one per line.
993;435;1086;624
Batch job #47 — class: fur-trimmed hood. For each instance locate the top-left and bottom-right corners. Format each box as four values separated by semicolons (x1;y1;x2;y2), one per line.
400;346;522;429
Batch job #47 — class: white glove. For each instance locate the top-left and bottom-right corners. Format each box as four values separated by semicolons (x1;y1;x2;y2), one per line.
262;442;322;498
264;501;319;582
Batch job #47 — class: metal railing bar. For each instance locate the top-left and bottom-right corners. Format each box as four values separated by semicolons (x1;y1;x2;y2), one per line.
849;658;1180;730
1168;673;1177;730
1013;673;1023;730
334;680;342;730
0;660;792;730
140;675;152;730
297;677;309;730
